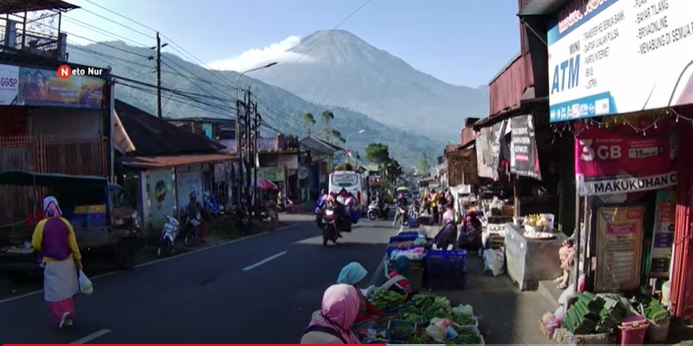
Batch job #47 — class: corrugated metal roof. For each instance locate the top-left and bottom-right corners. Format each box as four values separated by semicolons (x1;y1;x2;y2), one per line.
299;136;343;154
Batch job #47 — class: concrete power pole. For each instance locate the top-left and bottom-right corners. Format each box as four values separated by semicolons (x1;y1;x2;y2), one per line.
252;101;261;207
235;96;246;207
244;89;253;209
156;32;163;119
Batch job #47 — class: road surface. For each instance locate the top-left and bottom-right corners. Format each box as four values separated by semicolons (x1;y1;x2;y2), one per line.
0;218;398;344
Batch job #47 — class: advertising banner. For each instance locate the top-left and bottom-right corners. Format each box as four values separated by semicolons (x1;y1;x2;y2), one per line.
258;167;285;182
476;120;509;180
510;115;542;179
0;64;19;105
649;189;676;278
547;0;693;122
595;205;645;292
16;65;105;108
574;121;677;196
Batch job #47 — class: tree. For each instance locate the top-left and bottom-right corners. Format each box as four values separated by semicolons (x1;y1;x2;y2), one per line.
319;110;337;143
321;110;335;127
386;159;403;179
416;152;431;175
302;112;316;136
330;129;346;143
365;142;391;166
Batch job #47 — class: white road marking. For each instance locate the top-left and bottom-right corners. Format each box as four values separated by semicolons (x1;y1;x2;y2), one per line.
242;251;288;271
0;223;301;305
70;328;111;344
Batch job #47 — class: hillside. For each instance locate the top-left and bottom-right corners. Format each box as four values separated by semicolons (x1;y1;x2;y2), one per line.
250;30;489;140
66;41;444;165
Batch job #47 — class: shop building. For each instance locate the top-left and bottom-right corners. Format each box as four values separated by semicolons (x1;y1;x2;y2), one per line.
520;0;693;332
0;1;115;226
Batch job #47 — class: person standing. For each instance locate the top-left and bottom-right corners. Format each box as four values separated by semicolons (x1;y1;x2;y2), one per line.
31;196;82;329
430;189;440;224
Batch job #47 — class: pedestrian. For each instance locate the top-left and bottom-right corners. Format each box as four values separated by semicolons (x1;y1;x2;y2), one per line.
337;262;381;322
300;284;361;344
430;189;440;224
31;196;82;329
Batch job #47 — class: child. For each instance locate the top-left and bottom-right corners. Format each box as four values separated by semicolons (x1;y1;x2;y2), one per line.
555;239;575;289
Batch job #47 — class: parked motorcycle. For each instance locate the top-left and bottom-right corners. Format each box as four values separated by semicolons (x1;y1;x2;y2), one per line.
203;192;223;219
320;207;340;246
367;202;389;220
156;215;180;257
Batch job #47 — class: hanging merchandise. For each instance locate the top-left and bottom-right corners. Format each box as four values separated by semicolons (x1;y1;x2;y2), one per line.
573;119;678;196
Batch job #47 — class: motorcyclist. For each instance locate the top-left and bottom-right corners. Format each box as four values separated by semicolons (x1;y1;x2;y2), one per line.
186;192;205;241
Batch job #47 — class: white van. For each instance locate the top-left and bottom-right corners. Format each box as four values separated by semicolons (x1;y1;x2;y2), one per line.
329;171;367;211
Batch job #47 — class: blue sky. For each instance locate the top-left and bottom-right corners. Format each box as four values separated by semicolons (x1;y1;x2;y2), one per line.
63;0;521;87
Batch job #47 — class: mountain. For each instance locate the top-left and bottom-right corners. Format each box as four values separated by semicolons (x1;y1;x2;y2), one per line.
250;30;489;140
66;41;443;165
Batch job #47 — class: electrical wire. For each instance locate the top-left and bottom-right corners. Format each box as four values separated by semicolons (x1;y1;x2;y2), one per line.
62;16;149;48
68;1;154;39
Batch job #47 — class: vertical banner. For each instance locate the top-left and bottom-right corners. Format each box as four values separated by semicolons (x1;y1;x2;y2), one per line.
595;205;644;292
510;115;542;180
649;189;676;278
147;169;175;229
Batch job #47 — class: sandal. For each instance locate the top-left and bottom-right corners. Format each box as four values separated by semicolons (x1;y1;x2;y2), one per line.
557;283;568;290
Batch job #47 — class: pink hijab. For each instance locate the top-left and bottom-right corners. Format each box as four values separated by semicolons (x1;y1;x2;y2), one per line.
309;284;361;343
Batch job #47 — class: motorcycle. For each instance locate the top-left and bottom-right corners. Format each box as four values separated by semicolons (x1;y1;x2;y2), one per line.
320;207;340;246
156;215;180;257
180;211;202;247
367;202;389;220
203;192;223;219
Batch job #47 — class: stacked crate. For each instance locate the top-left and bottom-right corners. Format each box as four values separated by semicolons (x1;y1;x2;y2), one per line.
425;249;467;290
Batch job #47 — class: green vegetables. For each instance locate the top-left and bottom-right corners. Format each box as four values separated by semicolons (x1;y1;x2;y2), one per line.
423;296;453;319
388;320;417;341
407;334;431;344
447;332;483;345
370;290;406;311
412;294;436;309
400;305;427;323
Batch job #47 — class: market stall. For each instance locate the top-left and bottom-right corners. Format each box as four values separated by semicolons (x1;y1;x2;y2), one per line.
504;220;567;290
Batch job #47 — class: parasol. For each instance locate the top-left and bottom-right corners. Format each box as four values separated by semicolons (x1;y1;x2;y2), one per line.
256;177;278;190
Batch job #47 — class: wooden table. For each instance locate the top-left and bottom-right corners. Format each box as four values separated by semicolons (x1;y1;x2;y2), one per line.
504;223;567;291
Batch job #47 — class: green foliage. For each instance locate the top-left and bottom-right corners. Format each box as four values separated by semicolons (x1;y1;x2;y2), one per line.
365;142;390;164
302;112;316;136
416;152;431;175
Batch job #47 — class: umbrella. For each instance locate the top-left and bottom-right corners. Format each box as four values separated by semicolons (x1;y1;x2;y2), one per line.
396;186;410;192
256;177;278;190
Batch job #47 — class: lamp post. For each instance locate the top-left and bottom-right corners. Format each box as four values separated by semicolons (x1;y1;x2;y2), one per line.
234;62;278;208
344;129;365;165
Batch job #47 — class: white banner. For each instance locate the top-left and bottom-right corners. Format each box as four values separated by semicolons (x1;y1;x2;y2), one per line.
547;0;693;122
0;64;19;105
577;171;677;196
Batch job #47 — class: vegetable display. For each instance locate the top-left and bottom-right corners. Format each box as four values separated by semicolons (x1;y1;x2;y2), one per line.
388;320;417;341
423;296;453;319
369;289;406;311
401;305;427;323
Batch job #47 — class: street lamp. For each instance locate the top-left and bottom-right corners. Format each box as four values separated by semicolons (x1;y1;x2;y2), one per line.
345;129;365;142
234;62;278;208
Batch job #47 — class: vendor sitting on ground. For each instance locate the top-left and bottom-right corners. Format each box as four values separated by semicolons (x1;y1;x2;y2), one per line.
432;203;458;250
381;256;413;298
458;210;483;257
337;261;381;322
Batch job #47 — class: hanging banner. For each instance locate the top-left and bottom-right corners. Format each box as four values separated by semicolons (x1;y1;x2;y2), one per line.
574;122;677;196
17;65;105;109
476;120;509;180
547;0;693;122
510;115;542;180
594;205;645;292
649;189;676;278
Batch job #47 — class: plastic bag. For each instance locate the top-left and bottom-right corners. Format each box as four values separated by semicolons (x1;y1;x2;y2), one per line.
483;249;505;276
452;304;474;317
78;270;93;295
425;324;447;342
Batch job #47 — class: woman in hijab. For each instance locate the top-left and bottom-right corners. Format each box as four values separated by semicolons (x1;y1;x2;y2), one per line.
458;210;483;257
31;196;82;329
337;262;381;322
301;284;361;344
381;256;413;298
433;203;458;250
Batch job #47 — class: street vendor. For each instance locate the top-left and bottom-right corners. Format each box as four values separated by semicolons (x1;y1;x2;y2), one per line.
381;256;413;298
337;261;382;322
458;210;483;258
432;203;458;250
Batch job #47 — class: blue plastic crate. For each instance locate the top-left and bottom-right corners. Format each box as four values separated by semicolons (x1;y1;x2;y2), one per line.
386;245;416;258
425;249;467;275
407;218;420;228
398;231;420;237
389;234;418;244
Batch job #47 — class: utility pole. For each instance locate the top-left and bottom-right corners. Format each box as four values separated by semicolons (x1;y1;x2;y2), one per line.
156;32;163;119
252;101;261;208
235;97;244;207
244;88;253;209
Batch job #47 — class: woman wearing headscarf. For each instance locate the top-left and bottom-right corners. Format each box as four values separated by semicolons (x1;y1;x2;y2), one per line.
337;262;381;322
381;256;413;298
300;284;361;344
433;203;458;250
458;210;483;257
31;196;82;329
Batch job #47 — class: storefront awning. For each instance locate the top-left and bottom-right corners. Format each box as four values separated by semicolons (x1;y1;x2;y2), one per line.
517;0;571;16
119;154;236;169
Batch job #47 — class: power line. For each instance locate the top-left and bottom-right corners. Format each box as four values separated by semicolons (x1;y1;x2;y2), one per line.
266;0;375;84
70;1;154;39
80;0;158;33
62;15;149;48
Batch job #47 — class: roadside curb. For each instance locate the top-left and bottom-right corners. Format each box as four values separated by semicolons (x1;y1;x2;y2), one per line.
0;222;302;305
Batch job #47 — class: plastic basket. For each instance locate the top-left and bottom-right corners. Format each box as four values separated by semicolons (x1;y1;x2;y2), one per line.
398;231;421;238
387;319;418;343
426;249;467;274
390;234;419;243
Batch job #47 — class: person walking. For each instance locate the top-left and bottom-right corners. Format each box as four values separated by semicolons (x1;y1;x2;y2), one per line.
31;196;82;329
430;189;440;224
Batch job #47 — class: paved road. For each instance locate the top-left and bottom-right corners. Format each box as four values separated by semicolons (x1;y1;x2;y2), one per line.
0;218;398;344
